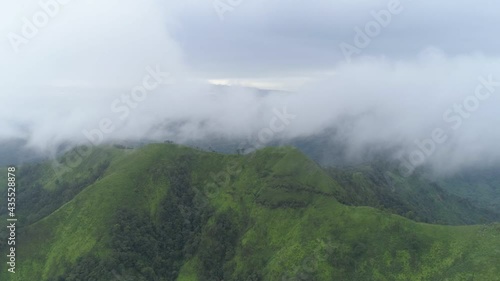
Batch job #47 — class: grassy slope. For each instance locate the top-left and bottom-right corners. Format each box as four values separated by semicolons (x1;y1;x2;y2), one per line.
1;144;500;280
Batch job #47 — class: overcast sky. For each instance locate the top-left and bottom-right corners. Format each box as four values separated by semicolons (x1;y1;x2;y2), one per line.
1;0;500;173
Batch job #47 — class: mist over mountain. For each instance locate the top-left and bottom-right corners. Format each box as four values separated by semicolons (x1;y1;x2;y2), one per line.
1;0;500;176
3;2;500;280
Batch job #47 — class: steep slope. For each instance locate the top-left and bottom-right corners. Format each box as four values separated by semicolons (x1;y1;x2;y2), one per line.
437;166;500;214
327;163;500;225
1;144;500;280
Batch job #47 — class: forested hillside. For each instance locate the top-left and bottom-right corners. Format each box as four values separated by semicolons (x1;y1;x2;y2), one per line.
1;144;500;281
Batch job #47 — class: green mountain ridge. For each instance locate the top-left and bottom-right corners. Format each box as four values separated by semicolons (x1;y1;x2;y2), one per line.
327;163;500;225
1;143;500;280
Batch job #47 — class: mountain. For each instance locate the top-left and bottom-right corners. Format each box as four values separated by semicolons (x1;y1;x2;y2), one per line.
1;143;500;280
327;162;500;225
0;139;45;166
437;166;500;215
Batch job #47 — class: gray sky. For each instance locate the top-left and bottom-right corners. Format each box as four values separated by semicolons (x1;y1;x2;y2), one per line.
1;0;500;173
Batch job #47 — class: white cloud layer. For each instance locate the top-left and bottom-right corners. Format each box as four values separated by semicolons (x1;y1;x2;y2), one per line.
1;0;499;174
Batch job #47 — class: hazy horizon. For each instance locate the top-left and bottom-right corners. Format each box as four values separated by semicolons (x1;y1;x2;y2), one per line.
1;0;500;175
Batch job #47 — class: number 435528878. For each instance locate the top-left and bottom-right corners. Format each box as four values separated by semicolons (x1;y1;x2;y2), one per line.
7;167;16;217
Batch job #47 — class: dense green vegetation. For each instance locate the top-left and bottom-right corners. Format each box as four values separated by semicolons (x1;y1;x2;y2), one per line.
2;162;110;226
1;143;500;280
327;163;500;225
437;166;500;215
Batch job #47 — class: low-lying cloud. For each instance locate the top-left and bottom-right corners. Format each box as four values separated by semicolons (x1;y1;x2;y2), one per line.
1;0;499;175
